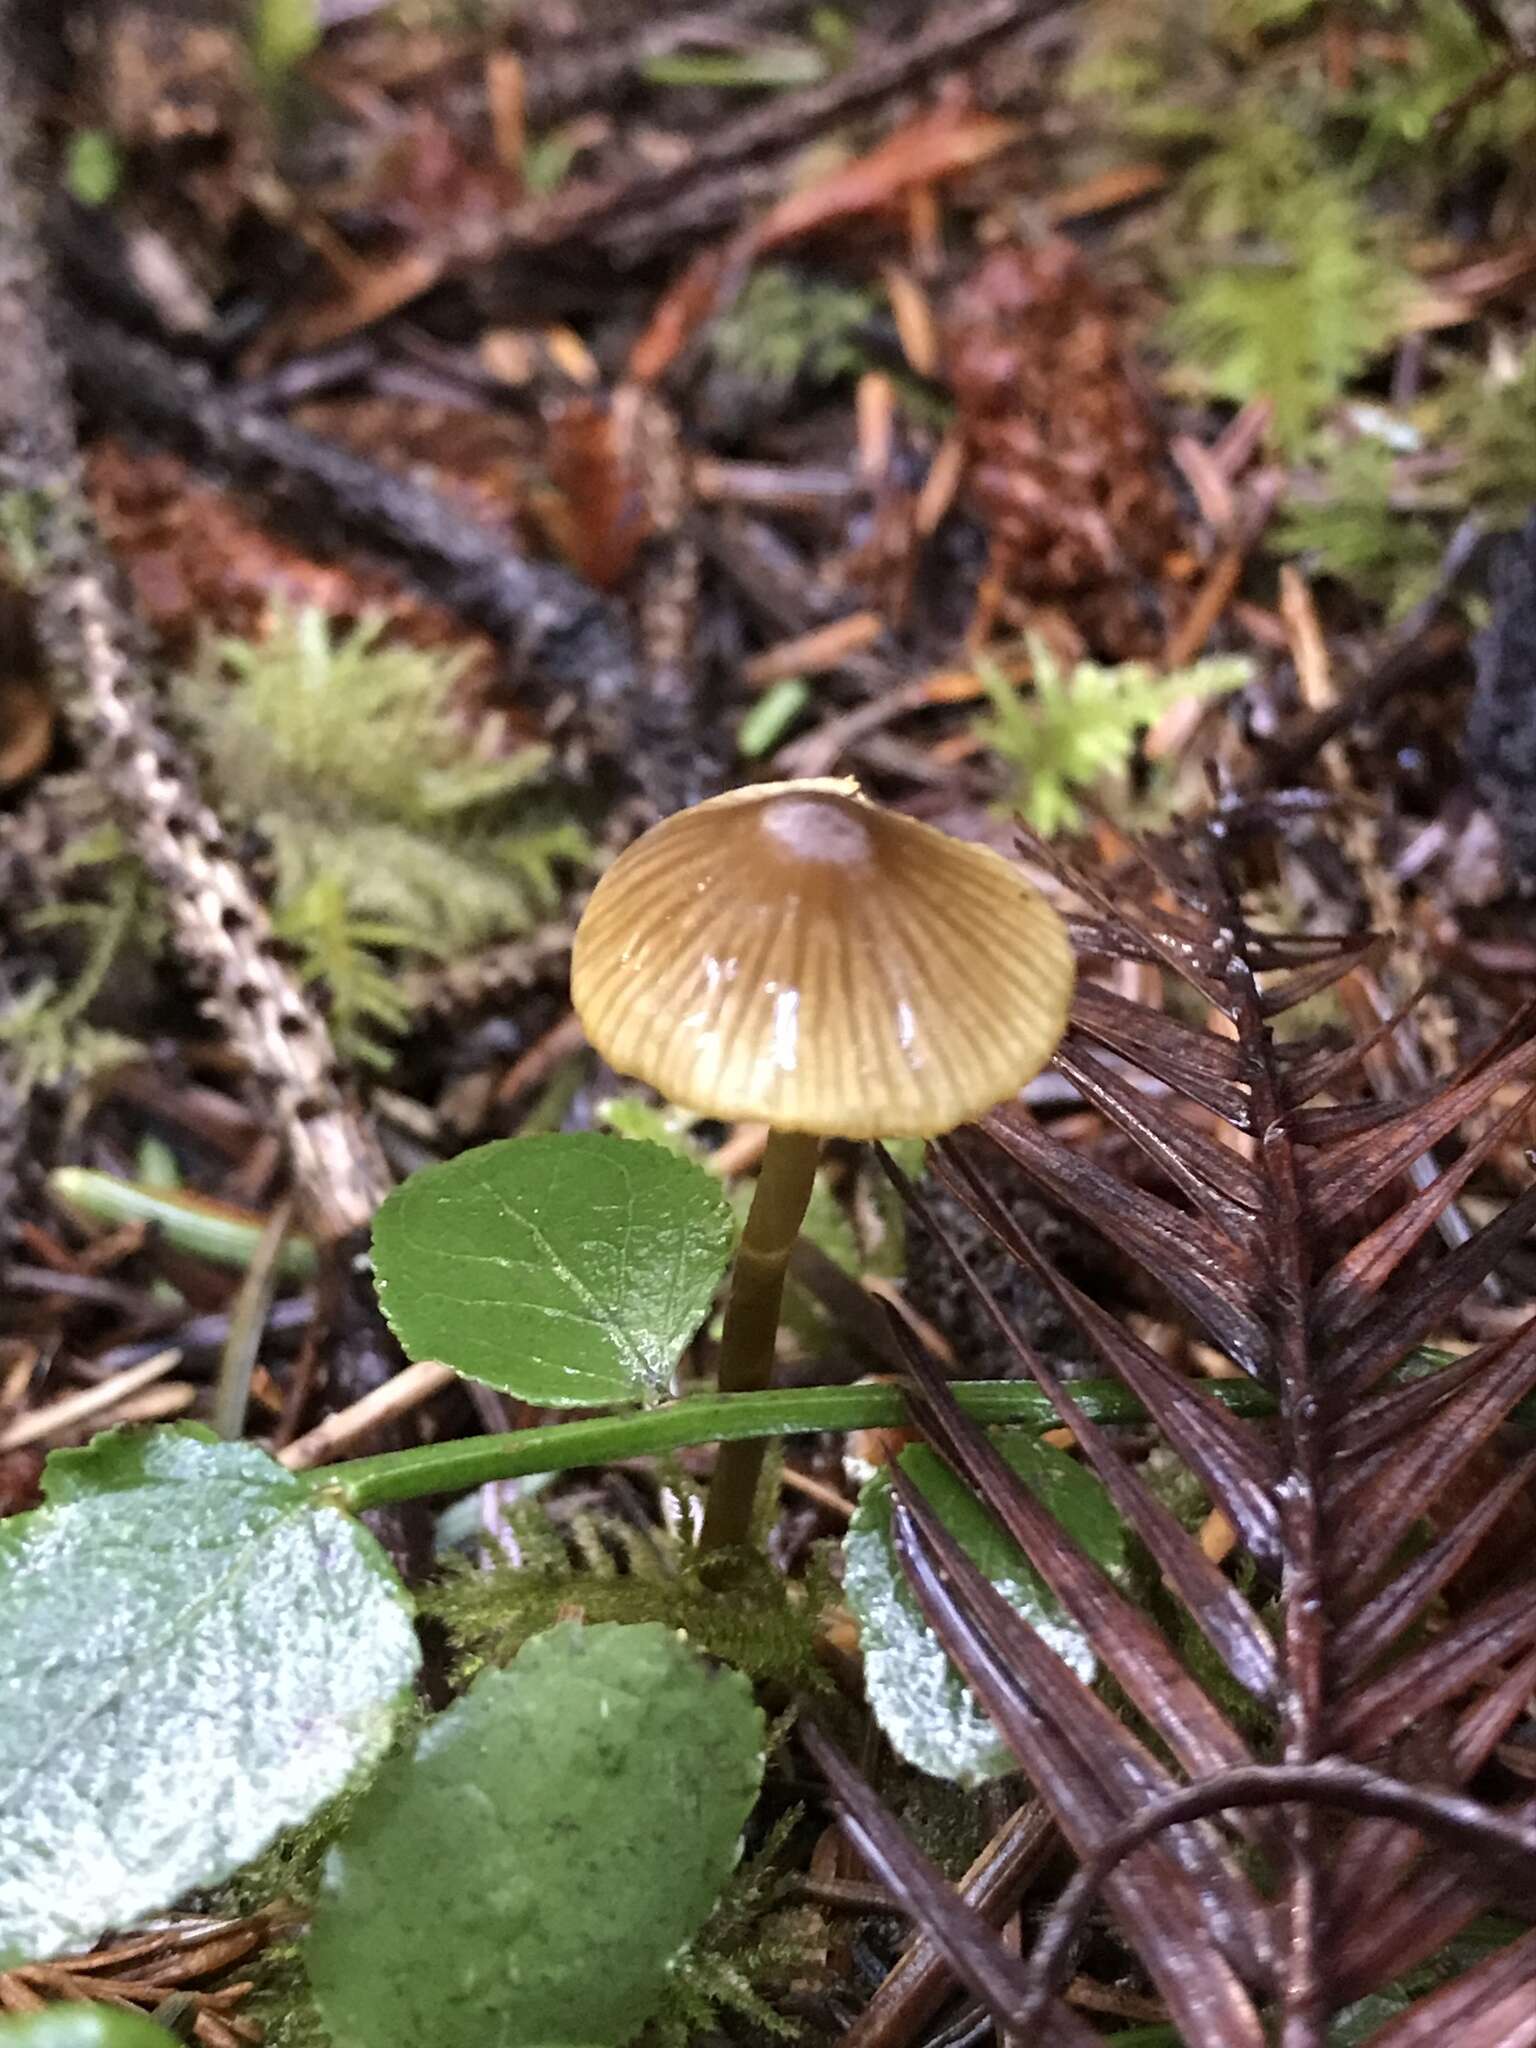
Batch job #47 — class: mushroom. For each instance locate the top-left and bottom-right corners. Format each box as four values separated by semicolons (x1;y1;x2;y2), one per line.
571;777;1075;1549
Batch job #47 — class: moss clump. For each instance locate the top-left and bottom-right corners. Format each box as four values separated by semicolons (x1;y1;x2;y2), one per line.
426;1516;837;1699
710;264;877;389
172;606;591;1063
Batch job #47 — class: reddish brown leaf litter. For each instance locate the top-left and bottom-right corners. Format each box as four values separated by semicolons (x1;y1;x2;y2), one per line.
542;390;662;591
83;440;506;709
944;239;1188;655
86;442;462;656
0;1911;287;2047
754;101;1020;252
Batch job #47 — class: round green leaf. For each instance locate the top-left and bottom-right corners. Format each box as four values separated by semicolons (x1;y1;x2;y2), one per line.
0;2011;177;2048
371;1135;736;1405
843;1434;1128;1785
307;1621;765;2048
0;1426;418;1965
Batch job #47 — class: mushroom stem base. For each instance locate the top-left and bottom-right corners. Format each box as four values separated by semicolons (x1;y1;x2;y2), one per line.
698;1127;821;1552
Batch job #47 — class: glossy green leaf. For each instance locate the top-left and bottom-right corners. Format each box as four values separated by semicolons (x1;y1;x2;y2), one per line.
307;1621;765;2048
371;1135;736;1405
843;1434;1128;1785
0;1427;417;1965
0;2011;177;2048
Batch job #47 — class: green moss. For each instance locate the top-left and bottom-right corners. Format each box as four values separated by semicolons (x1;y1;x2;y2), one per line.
1434;342;1536;525
247;0;321;84
638;1811;826;2048
427;1532;836;1698
711;265;878;389
1071;5;1522;450
0;831;154;1091
1345;0;1536;171
202;1712;426;2048
1275;432;1445;616
1277;344;1536;621
0;487;53;585
1160;102;1410;450
972;636;1251;835
171;608;592;1063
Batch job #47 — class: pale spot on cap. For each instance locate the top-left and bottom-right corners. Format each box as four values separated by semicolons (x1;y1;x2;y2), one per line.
571;778;1074;1139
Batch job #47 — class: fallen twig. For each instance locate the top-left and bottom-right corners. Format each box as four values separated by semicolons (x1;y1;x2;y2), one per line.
519;0;811;128
0;1349;183;1453
297;0;1058;341
277;1357;457;1470
516;0;1053;262
62;320;636;741
839;1802;1058;2048
0;18;387;1241
64;311;722;815
1249;518;1485;790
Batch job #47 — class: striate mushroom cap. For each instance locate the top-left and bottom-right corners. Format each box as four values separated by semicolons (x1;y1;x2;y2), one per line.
571;779;1075;1139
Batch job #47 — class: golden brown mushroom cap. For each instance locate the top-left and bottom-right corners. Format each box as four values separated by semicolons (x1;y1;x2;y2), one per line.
571;779;1075;1139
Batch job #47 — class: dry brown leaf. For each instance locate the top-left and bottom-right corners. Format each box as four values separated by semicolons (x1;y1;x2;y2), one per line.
627;246;734;387
756;104;1018;251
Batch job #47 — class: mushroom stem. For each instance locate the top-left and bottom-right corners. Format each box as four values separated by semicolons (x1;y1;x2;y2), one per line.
698;1127;821;1551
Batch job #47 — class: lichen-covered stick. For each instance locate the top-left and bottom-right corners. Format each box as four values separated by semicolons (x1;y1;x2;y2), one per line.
0;11;387;1242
